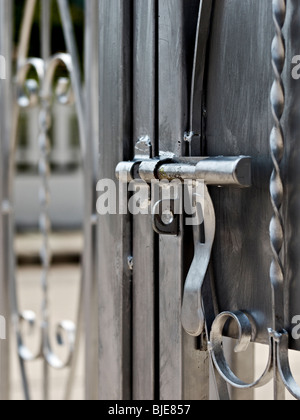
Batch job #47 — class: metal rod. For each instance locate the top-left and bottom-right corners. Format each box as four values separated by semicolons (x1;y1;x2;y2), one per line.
83;0;99;400
117;156;252;187
188;0;213;156
18;0;37;65
9;0;38;401
57;0;86;159
0;0;12;401
42;0;52;61
40;0;52;402
269;0;287;401
58;0;91;401
10;0;37;168
158;157;252;186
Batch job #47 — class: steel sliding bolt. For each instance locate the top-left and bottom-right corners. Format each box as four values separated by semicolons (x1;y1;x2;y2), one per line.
116;155;252;188
116;142;252;338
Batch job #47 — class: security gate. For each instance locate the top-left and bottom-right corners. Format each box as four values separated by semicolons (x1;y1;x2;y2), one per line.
98;0;300;401
1;0;300;401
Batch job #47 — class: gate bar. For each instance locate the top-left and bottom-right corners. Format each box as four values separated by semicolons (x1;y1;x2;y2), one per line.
132;0;157;400
84;0;99;401
0;0;13;401
98;0;133;400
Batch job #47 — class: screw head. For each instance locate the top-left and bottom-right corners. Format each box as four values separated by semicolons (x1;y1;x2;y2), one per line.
161;209;174;225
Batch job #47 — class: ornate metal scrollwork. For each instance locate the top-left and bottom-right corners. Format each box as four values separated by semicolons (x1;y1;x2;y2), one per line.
208;0;300;401
269;0;286;333
209;312;273;390
11;0;84;401
273;330;300;399
15;51;76;378
267;0;300;400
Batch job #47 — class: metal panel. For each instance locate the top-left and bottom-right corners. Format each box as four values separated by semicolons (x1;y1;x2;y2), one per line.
98;0;133;400
84;0;99;400
205;0;274;346
158;0;209;400
132;0;157;400
286;0;300;353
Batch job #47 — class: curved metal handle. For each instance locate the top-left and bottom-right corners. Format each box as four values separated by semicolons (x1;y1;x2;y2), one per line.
181;185;216;337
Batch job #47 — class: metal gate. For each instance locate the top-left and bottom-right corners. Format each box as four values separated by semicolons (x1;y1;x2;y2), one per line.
1;0;300;401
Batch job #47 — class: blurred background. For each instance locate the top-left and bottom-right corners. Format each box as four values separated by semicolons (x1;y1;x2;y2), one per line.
15;0;83;230
11;0;85;400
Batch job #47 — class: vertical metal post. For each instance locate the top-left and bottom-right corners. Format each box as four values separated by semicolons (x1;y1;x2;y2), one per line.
84;0;99;400
132;0;157;400
0;0;13;401
158;0;209;400
269;0;287;401
98;0;133;400
17;0;37;65
41;0;51;61
58;0;93;401
10;0;37;401
40;0;52;401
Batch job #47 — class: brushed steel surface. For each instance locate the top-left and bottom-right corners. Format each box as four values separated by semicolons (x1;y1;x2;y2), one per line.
132;1;157;398
98;0;132;400
0;0;12;401
83;0;99;400
181;186;215;338
205;0;274;346
269;0;287;400
205;0;300;356
158;0;210;400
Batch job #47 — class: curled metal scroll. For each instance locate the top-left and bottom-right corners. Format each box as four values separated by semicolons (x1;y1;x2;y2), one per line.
275;330;300;400
8;0;94;402
12;24;79;397
18;310;76;369
209;312;273;390
16;58;44;108
15;53;77;370
267;0;300;401
16;53;73;107
41;54;73;104
17;311;41;362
